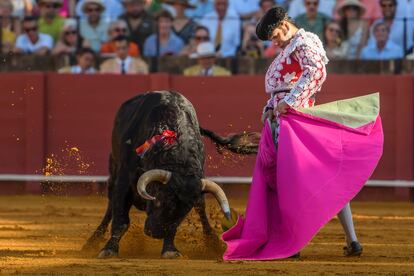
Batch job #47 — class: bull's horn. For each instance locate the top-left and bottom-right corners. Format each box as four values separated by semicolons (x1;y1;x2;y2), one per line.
201;179;231;220
137;169;172;201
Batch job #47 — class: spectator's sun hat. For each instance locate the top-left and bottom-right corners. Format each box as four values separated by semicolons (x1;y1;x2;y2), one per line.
160;0;196;9
63;18;77;30
255;5;288;41
337;0;366;17
82;0;106;13
190;42;217;59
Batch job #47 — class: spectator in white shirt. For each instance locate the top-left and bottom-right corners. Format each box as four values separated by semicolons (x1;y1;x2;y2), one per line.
361;21;404;60
199;0;241;57
288;0;335;18
14;16;53;55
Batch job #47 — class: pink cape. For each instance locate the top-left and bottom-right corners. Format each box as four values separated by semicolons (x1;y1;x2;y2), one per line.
222;95;384;260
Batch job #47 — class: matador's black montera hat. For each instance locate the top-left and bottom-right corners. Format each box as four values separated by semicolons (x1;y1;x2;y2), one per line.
255;6;288;41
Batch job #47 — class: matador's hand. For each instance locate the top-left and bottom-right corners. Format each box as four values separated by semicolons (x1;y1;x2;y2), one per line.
275;100;290;114
261;109;275;124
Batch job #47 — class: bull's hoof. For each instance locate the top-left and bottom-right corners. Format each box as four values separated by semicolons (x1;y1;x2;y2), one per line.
161;251;182;259
97;249;118;259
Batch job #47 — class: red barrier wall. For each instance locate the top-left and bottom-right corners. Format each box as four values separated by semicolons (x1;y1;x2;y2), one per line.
0;73;413;194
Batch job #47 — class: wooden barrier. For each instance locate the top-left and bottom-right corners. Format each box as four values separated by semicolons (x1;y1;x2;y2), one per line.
0;73;413;199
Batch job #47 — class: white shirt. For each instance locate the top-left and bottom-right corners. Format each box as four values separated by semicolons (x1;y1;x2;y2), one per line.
70;65;96;74
75;0;124;21
116;56;132;74
288;0;336;18
229;0;260;16
360;40;404;60
15;33;53;53
199;8;241;57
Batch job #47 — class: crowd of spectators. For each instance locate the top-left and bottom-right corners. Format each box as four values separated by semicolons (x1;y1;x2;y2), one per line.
1;0;414;75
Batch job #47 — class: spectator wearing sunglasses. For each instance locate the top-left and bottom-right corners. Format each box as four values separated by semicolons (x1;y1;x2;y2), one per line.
14;16;53;55
52;18;90;56
76;0;124;21
324;21;349;59
295;0;331;41
79;0;110;52
100;20;141;57
119;0;155;55
180;25;210;55
38;0;65;43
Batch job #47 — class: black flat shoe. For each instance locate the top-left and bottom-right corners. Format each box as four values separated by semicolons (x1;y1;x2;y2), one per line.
343;241;363;257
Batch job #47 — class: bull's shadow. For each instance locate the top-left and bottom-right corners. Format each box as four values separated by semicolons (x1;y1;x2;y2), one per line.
81;91;259;259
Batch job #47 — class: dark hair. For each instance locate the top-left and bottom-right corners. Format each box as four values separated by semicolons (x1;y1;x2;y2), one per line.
23;16;38;24
379;0;397;5
155;9;174;21
113;35;129;43
194;25;210;35
259;0;275;6
76;47;95;57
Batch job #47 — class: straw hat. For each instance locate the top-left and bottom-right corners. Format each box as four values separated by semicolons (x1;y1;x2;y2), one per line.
190;42;217;59
160;0;195;9
82;0;105;12
337;0;366;17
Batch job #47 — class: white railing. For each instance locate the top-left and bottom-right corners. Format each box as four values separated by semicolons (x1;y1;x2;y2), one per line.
0;174;413;188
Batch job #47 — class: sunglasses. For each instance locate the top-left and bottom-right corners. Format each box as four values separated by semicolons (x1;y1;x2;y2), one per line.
25;26;38;33
328;27;341;33
380;3;395;8
41;3;62;9
194;36;210;41
64;30;77;35
114;28;127;33
86;7;102;13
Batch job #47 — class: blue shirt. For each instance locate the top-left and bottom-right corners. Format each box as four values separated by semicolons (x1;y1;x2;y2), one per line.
360;40;404;60
143;32;185;57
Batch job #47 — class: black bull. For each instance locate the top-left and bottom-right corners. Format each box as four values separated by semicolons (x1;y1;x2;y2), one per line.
82;91;258;258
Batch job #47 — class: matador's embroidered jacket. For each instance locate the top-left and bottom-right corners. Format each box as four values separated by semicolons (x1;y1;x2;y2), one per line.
264;28;329;112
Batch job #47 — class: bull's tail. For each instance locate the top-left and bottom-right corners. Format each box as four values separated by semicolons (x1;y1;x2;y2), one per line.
200;127;260;154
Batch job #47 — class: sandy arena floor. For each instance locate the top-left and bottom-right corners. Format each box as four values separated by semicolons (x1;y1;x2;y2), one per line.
0;196;413;275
